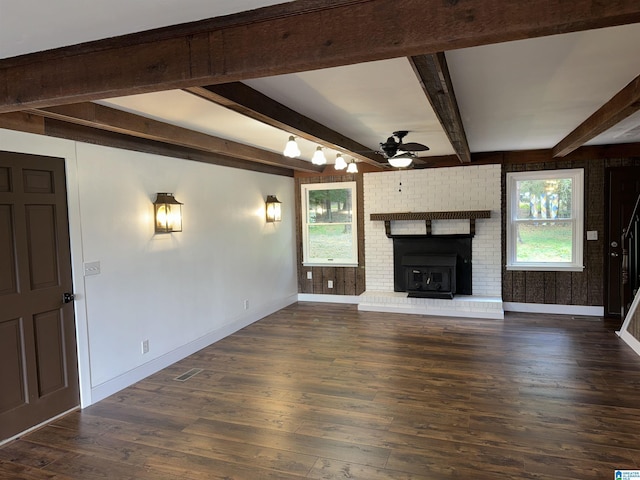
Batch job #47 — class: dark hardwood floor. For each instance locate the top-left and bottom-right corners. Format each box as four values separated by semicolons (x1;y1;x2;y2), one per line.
1;302;640;479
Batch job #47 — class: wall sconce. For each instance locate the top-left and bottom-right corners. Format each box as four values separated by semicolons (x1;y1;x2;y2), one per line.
283;136;301;158
153;192;183;233
265;195;282;223
334;153;347;170
346;159;359;173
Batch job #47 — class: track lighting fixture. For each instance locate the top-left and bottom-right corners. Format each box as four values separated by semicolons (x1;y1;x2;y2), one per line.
334;153;347;170
283;136;301;158
311;146;327;165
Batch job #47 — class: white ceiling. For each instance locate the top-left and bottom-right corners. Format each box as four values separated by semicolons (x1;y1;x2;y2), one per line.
0;0;286;59
2;1;640;165
448;24;640;152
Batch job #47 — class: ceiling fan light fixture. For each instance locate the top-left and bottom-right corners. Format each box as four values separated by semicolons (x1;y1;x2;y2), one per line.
388;154;413;168
346;159;358;173
283;136;301;158
334;153;347;170
311;146;327;165
379;131;429;166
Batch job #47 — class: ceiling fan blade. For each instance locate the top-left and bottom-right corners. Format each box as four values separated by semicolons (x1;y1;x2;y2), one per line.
400;142;430;152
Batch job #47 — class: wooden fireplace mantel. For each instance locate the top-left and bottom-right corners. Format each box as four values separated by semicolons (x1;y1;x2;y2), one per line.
370;211;491;237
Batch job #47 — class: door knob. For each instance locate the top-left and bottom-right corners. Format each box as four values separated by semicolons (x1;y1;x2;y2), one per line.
63;292;75;303
611;252;620;257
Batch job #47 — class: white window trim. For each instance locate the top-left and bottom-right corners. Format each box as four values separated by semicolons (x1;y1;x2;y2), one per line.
506;168;584;272
302;181;358;267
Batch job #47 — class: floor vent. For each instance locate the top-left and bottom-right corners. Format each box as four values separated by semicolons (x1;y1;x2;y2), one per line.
174;368;203;382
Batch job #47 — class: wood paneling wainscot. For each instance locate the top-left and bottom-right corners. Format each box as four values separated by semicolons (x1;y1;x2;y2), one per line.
502;157;640;307
295;168;366;296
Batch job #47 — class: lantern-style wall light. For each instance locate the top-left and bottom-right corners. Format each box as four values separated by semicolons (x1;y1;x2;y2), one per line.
265;195;282;223
153;193;183;233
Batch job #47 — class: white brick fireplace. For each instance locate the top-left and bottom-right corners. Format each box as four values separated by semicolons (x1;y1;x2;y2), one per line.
360;164;504;319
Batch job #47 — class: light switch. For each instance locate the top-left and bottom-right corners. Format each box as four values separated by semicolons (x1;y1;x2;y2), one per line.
307;271;312;280
84;261;101;276
586;230;598;241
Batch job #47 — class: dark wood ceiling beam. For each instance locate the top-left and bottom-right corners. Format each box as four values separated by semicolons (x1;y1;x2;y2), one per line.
45;118;294;177
2;0;640;112
27;103;323;173
0;111;45;135
419;142;640;168
552;74;640;157
409;53;471;163
186;83;385;167
0;112;293;176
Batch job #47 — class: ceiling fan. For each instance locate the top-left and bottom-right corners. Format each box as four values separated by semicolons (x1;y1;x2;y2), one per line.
379;131;429;168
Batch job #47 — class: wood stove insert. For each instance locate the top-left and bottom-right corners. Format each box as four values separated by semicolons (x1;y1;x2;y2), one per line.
402;253;458;299
393;235;472;298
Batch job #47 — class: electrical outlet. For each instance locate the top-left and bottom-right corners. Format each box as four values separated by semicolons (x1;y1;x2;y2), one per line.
307;271;312;279
328;280;334;289
141;339;149;354
243;299;249;310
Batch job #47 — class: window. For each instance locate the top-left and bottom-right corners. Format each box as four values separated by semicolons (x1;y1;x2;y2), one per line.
506;169;584;271
302;182;357;266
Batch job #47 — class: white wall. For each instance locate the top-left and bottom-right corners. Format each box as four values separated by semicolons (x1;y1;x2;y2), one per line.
364;165;502;296
0;129;297;406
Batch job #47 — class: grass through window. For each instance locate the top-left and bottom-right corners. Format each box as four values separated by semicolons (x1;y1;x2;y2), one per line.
516;222;572;262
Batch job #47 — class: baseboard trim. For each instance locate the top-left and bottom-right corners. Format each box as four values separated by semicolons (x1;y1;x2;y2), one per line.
89;294;297;405
297;293;361;304
503;302;604;317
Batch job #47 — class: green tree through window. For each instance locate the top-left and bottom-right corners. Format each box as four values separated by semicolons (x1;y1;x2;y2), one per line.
507;169;584;271
303;182;357;265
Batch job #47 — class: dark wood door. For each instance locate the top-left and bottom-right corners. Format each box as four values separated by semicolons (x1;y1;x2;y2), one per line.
0;151;79;441
605;166;640;318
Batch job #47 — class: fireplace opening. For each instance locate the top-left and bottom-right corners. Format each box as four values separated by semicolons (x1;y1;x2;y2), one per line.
402;254;457;299
393;235;472;299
